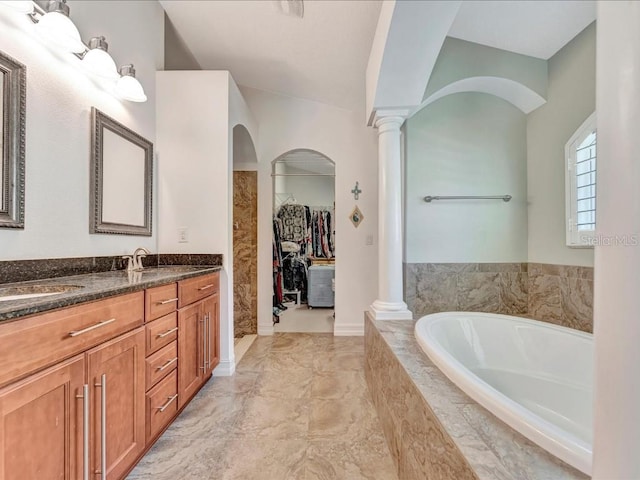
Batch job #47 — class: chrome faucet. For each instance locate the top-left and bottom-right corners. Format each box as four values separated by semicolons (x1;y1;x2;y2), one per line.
123;247;151;272
133;247;151;270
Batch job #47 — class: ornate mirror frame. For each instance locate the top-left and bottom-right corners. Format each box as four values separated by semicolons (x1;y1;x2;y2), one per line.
90;107;153;236
0;50;26;229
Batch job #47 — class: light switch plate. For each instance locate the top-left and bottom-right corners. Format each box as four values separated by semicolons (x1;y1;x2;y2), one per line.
178;227;189;243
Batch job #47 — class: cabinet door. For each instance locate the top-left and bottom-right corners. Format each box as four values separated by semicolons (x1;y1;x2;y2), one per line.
86;328;145;480
177;302;204;409
0;355;85;480
203;294;220;376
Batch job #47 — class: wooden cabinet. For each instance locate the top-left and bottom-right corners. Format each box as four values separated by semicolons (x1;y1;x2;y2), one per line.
0;292;144;389
177;302;204;409
0;355;85;480
0;270;219;480
86;328;145;480
145;371;178;441
177;273;220;406
203;294;220;376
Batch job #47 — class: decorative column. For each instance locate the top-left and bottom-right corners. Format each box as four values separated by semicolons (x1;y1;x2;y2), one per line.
370;111;412;320
592;2;640;478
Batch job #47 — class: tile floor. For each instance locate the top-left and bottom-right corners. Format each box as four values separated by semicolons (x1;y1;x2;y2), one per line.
274;304;335;333
127;333;398;480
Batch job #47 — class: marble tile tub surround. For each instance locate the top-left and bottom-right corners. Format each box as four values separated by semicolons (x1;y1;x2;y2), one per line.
0;253;222;285
528;263;593;333
128;333;397;480
364;315;588;480
405;262;594;332
405;263;529;317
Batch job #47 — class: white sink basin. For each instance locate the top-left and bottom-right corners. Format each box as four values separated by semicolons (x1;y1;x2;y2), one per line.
0;285;83;302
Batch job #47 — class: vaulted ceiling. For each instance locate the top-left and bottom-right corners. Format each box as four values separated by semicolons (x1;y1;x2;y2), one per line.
160;0;382;111
161;1;596;113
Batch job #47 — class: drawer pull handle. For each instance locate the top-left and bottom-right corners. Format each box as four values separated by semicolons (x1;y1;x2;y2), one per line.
157;394;178;412
156;357;178;372
198;284;215;291
69;318;116;337
157;297;178;305
156;327;178;338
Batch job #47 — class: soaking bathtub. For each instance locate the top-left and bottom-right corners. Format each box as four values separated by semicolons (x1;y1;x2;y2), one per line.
415;312;592;475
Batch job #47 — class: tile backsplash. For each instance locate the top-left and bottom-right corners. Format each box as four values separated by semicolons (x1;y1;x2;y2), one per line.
0;254;222;285
405;262;594;333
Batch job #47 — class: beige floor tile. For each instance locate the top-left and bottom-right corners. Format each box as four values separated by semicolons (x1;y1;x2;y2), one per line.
235;395;310;439
127;333;395;480
164;394;246;439
308;395;380;441
305;437;398;480
221;436;307;480
313;351;365;373
202;371;260;397
255;368;313;399
311;370;367;400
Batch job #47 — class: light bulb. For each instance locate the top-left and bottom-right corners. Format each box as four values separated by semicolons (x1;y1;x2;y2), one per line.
0;1;34;14
35;4;85;54
82;37;118;80
116;65;147;103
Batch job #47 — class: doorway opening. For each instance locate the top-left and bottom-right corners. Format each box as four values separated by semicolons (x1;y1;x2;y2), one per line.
272;149;336;332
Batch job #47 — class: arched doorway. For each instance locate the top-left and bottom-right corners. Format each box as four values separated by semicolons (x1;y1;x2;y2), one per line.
271;149;336;332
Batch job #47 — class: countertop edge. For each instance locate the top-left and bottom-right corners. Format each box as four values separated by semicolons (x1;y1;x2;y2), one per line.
0;266;223;323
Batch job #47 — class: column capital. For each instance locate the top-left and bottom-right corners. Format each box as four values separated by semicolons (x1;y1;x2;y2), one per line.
373;109;410;132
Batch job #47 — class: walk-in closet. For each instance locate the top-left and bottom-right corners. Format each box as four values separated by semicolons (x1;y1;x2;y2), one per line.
272;149;335;332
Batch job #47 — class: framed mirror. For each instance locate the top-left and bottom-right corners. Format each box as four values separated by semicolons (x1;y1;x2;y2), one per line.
90;107;153;236
0;50;26;229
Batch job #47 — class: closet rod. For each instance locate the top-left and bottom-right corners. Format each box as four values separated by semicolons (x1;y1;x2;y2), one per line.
423;195;512;203
271;173;335;177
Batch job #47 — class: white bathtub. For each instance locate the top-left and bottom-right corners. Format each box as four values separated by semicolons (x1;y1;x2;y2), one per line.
415;312;592;476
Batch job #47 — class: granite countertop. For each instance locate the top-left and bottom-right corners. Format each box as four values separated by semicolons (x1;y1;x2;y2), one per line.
0;266;222;323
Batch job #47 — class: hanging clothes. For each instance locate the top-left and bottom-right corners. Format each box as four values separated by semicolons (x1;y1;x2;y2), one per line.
277;204;308;244
272;218;284;306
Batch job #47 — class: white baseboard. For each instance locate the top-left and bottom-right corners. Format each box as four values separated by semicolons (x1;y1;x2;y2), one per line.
212;359;235;377
334;323;364;336
258;324;274;335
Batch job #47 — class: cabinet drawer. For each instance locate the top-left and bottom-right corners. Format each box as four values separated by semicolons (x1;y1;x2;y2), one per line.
146;312;178;355
145;283;178;322
146;341;178;390
0;291;144;388
178;273;219;308
146;370;178;441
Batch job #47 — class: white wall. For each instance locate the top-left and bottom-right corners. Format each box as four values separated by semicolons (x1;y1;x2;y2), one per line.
0;1;164;260
241;87;378;336
275;165;335;208
405;92;528;263
156;71;258;375
527;23;595;267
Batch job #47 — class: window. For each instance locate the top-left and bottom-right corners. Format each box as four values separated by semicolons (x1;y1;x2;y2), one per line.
565;112;596;247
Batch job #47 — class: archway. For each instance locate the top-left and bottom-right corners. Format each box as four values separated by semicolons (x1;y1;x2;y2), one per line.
271;149;336;332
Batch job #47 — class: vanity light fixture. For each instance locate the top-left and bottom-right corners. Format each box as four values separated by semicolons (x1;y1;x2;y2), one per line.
34;0;86;54
115;65;147;103
82;36;119;80
0;0;147;102
0;1;34;14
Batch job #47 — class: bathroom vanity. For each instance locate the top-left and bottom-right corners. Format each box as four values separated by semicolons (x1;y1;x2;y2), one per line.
0;266;220;480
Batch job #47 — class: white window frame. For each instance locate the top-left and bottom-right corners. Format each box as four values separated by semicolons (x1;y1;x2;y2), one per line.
565;112;596;247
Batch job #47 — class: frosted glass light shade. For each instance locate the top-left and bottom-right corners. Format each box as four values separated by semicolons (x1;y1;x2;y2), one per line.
116;75;147;103
83;47;118;80
0;1;34;14
35;11;85;53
